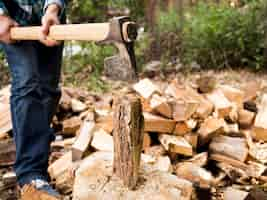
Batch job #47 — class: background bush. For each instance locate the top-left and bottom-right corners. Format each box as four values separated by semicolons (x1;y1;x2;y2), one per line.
181;1;267;69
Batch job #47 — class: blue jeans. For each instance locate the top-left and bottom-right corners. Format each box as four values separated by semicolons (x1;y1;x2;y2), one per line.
3;41;63;186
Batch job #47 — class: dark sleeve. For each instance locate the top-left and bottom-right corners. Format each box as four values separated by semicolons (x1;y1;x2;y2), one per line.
43;0;65;16
0;1;9;16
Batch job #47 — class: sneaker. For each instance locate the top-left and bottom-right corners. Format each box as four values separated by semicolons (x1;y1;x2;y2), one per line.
21;179;61;200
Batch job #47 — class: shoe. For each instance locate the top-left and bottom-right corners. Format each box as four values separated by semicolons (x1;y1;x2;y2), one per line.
21;179;61;200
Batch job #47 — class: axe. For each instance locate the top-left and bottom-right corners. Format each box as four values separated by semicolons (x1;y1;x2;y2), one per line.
10;16;138;81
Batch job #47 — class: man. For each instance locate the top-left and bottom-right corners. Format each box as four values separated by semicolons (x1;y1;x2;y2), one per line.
0;0;65;199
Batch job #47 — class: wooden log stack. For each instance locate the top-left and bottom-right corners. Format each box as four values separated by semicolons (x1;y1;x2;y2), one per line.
1;76;267;199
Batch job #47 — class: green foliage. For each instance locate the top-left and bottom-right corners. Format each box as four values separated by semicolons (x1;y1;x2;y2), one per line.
63;42;114;92
68;0;110;23
182;1;267;69
108;0;145;21
67;0;145;23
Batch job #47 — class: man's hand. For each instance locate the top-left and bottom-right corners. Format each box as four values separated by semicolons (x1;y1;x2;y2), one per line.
0;15;18;44
40;4;61;46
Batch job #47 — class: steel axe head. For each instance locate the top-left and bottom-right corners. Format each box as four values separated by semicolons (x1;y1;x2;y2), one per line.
101;16;138;82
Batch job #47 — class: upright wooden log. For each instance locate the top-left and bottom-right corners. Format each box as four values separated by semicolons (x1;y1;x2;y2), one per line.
113;95;144;190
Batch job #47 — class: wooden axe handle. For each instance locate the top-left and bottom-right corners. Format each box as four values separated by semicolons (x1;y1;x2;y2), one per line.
10;23;110;41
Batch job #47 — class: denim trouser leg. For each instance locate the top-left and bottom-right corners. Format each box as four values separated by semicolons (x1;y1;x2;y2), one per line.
3;41;63;186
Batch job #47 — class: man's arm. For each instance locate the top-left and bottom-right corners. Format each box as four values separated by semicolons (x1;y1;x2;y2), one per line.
0;1;18;44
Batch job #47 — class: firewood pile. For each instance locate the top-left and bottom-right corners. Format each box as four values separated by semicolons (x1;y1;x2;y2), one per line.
1;76;267;200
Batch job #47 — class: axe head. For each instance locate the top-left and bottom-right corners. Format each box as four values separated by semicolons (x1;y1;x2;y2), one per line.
102;16;138;82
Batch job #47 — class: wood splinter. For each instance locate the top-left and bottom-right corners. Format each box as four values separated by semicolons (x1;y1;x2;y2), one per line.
113;95;144;190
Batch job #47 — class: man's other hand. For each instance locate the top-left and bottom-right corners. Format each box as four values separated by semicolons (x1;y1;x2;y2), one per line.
41;4;61;47
0;15;18;44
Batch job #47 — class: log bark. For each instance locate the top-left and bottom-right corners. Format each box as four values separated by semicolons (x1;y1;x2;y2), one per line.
113;95;144;189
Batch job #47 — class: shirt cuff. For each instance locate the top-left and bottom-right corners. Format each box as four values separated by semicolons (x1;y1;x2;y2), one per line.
43;0;65;16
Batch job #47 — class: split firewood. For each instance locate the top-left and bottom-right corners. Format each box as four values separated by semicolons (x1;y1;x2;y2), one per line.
246;160;266;178
238;109;255;128
150;94;172;118
206;89;233;118
0;103;12;136
51;137;76;148
62;116;82;136
210;154;248;171
227;104;239;123
159;134;193;156
246;188;267;200
171;99;199;122
219;85;245;108
209;135;248;162
185;86;214;119
244;100;258;113
59;89;72;111
186;152;208;167
147;156;173;173
242;81;261;102
198;117;225;145
91;129;114;152
71;98;87;113
175;162;215;188
144;112;176;133
140;97;153;112
196;75;217;93
184;133;198;149
216;162;248;182
63;87;91;102
253;94;267;141
209;154;265;178
133;78;161;99
223;123;240;135
48;152;74;194
2;171;16;186
96;114;113;133
72;121;96;161
0;132;9;140
144;145;167;158
143;133;152;150
244;130;267;164
223;187;248;200
173;119;197;136
0;139;16;166
165;84;213;119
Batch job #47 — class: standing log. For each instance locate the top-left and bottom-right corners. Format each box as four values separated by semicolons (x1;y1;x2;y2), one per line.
113;95;144;189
